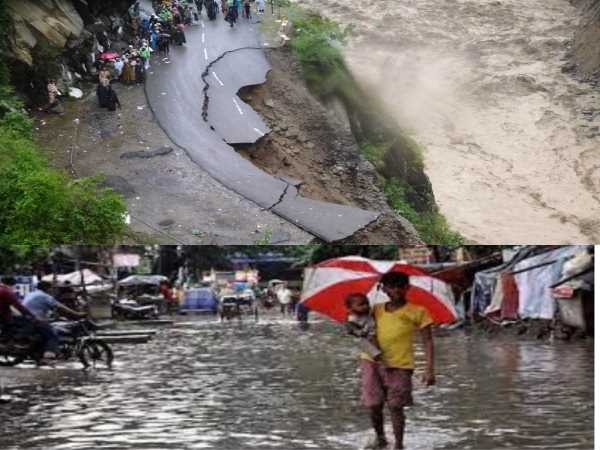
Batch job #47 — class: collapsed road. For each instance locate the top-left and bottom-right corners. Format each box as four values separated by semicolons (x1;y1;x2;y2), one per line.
140;0;381;242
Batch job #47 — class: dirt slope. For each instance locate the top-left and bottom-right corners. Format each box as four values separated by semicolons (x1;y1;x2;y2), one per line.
239;46;421;244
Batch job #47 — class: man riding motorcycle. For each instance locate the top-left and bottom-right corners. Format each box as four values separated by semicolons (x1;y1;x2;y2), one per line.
22;281;86;359
0;277;46;349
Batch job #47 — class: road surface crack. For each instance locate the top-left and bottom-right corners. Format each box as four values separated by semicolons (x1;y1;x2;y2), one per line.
201;46;264;122
266;181;292;211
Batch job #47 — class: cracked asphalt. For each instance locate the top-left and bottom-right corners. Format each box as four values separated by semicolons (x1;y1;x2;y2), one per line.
141;1;381;241
204;47;271;144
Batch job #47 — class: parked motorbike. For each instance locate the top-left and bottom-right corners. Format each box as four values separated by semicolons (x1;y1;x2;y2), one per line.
112;298;159;321
0;319;113;369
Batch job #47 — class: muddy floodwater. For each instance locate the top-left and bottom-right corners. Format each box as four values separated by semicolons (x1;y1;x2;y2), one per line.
0;316;593;449
299;0;600;243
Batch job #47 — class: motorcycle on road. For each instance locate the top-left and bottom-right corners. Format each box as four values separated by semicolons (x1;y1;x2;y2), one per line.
0;319;113;369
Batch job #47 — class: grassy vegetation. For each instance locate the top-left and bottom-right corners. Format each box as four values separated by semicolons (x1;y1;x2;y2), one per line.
0;0;127;245
288;12;353;98
359;142;391;172
359;142;463;244
384;179;465;245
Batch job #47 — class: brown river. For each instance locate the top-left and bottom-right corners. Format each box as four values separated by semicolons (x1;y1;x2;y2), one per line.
298;0;600;243
0;316;594;449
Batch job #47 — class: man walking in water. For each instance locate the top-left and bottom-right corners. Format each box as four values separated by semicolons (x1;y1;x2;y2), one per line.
361;272;435;449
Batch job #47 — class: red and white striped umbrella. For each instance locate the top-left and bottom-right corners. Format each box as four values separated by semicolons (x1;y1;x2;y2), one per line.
301;256;458;324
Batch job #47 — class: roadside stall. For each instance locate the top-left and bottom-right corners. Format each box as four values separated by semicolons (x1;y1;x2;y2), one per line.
551;248;594;336
179;287;219;315
41;269;113;319
466;245;593;338
116;274;169;314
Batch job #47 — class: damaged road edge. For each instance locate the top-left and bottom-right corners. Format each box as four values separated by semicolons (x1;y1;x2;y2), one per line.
201;46;264;122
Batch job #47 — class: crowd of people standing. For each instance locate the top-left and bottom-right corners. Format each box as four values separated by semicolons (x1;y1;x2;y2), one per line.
88;0;268;112
95;0;193;111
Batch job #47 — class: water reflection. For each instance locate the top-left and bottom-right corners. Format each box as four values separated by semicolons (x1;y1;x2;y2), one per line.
0;316;593;449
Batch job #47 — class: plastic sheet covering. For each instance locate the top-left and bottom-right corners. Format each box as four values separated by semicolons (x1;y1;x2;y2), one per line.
484;275;505;316
514;246;585;319
500;274;519;320
470;271;499;316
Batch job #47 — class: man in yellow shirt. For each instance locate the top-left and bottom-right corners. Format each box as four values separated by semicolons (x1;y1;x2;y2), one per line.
361;272;435;449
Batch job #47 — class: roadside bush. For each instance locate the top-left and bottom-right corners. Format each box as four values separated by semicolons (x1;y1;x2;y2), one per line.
290;13;352;97
384;178;465;245
0;84;22;114
0;126;127;245
0;111;33;134
359;142;390;170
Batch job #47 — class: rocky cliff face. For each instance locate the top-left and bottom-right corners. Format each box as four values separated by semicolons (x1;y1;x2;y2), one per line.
6;0;131;65
571;0;600;78
4;0;131;103
7;0;85;66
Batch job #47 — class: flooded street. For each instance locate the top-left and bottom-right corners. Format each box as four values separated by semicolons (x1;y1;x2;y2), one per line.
299;0;600;243
0;315;593;449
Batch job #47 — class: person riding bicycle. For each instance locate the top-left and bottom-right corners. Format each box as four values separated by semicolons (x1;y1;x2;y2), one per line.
22;281;86;359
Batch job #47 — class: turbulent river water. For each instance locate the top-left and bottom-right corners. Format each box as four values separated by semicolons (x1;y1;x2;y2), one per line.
298;0;600;243
0;316;593;449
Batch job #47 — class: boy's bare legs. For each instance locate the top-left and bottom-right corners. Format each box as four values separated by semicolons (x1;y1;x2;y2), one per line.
365;404;388;449
389;406;405;449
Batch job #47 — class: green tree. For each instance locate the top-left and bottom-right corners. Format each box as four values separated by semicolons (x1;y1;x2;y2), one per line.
0;245;51;274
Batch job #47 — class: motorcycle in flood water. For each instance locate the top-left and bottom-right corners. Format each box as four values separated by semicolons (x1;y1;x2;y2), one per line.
0;319;113;369
112;299;159;321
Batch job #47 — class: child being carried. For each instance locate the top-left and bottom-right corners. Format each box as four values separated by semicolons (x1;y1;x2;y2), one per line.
344;293;381;361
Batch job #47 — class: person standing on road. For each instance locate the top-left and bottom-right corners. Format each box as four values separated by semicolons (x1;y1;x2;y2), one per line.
158;32;171;57
114;57;125;78
195;0;204;16
276;283;292;316
150;27;159;50
122;55;136;85
106;85;122;112
47;79;59;105
134;56;145;84
225;0;238;26
174;23;187;45
360;272;435;450
96;67;111;108
235;0;241;20
140;42;152;71
99;66;111;87
160;280;178;315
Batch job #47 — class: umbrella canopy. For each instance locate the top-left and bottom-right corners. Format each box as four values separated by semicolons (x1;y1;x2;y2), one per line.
301;256;458;324
99;51;120;61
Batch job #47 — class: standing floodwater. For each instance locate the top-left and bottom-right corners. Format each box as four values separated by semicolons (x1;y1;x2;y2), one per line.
299;0;600;243
0;317;593;449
